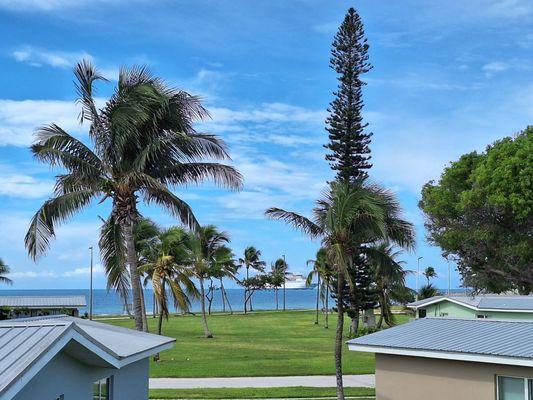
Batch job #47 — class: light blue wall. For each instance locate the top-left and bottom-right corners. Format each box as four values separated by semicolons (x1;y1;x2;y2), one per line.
12;349;149;400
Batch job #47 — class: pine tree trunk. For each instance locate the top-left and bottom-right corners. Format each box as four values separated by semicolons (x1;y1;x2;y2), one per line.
315;274;320;324
335;271;345;400
325;283;329;329
123;222;144;331
350;313;359;337
199;277;213;338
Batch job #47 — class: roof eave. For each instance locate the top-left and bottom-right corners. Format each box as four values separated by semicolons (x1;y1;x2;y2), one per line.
347;343;533;368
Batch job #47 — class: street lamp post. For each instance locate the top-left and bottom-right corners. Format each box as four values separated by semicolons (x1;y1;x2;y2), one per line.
416;256;423;301
282;254;286;312
447;257;451;296
89;246;94;320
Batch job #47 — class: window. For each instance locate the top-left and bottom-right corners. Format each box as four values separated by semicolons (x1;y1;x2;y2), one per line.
418;309;427;318
477;314;489;319
93;376;113;400
439;312;449;317
497;376;533;400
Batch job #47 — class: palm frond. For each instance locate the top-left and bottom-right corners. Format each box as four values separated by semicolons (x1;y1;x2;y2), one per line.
74;59;107;126
25;190;98;260
265;208;322;239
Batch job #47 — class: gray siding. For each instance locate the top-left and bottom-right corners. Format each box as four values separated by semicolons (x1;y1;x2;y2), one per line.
12;351;149;400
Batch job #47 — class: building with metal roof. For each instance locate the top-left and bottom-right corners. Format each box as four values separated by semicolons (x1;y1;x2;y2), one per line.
0;295;86;319
407;294;533;321
0;315;174;400
348;318;533;400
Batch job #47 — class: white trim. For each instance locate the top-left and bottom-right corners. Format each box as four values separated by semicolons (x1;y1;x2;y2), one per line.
347;344;533;368
408;297;533;314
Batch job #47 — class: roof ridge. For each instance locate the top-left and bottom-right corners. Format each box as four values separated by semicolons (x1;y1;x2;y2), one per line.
424;316;533;324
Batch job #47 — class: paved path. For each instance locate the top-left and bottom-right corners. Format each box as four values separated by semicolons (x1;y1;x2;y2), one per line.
149;375;375;389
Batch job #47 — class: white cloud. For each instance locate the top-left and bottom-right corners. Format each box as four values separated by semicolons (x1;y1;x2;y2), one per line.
0;172;54;199
0;98;87;146
10;46;119;79
62;263;104;277
8;270;57;278
0;0;127;11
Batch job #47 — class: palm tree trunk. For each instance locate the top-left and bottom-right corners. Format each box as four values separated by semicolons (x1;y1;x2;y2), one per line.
377;291;385;329
139;284;149;332
275;287;279;310
335;270;345;400
123;222;144;331
315;274;320;325
220;279;226;313
223;286;233;314
325;282;329;329
157;281;165;336
199;277;213;338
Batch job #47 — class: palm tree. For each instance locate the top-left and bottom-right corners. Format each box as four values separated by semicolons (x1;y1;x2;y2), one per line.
139;227;198;336
25;60;242;331
0;259;12;286
187;225;230;338
423;266;437;285
273;257;288;311
270;261;285;310
266;181;414;400
419;283;440;300
211;246;238;314
366;243;412;328
239;246;266;313
306;248;330;325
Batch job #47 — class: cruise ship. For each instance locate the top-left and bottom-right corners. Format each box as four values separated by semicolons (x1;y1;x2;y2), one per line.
284;273;308;289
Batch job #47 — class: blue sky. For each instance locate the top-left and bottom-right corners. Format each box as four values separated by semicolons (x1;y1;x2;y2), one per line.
0;0;531;290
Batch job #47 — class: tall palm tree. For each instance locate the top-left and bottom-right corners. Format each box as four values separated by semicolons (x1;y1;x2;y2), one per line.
0;259;12;286
266;182;414;400
187;225;230;338
366;243;411;328
306;248;330;325
139;227;198;336
25;60;242;331
239;246;266;313
273;257;288;311
211;246;238;314
423;266;437;285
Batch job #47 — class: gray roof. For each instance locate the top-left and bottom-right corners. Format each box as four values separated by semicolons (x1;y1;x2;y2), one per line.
348;318;533;362
0;316;175;397
408;295;533;311
0;295;86;308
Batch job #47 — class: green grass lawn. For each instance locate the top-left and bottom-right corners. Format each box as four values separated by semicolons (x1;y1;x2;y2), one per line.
149;386;375;399
104;310;408;378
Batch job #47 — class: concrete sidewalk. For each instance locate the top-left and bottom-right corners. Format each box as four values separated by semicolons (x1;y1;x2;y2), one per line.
149;375;375;389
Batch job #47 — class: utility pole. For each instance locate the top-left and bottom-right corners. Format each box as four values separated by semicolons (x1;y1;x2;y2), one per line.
89;246;94;320
416;256;423;301
282;254;286;311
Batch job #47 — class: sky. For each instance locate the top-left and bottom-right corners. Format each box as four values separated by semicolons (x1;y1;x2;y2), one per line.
0;0;531;290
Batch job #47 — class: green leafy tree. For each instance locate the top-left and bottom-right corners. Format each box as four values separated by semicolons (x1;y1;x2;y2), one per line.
419;127;532;294
0;259;12;286
25;60;242;331
238;246;266;313
325;7;373;183
419;283;440;300
266;181;414;400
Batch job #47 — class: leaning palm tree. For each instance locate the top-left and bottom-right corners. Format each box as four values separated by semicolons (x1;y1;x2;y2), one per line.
239;246;266;313
211;246;238;314
270;260;286;310
266;181;414;400
0;259;12;286
25;60;242;331
306;248;330;325
187;225;230;338
366;243;411;328
139;227;198;336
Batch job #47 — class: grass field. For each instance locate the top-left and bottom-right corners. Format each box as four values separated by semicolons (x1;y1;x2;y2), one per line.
104;310;408;378
149;386;375;399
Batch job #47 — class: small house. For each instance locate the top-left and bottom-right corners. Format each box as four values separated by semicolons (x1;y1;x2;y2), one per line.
348;317;533;400
0;315;175;400
408;295;533;320
0;295;87;319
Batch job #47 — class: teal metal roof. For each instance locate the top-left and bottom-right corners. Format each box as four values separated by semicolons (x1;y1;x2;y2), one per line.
408;295;533;311
0;295;86;308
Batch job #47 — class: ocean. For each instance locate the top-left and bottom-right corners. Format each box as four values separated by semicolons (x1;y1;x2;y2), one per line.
0;287;467;315
0;288;321;315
